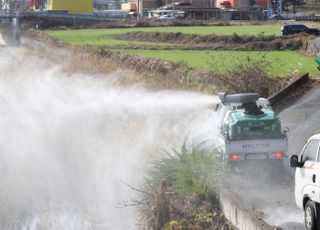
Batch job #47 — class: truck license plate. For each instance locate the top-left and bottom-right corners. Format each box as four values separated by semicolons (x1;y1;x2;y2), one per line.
246;154;267;160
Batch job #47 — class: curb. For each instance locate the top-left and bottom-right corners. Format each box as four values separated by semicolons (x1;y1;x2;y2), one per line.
219;187;281;230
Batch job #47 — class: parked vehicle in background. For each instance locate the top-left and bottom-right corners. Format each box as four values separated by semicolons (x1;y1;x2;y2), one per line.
290;133;320;230
93;10;129;19
158;14;177;20
281;24;320;36
149;9;184;19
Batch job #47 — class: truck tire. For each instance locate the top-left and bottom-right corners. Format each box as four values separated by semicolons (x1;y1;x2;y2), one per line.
305;200;317;230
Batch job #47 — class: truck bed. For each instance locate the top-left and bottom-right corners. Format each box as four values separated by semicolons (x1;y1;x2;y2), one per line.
224;137;287;155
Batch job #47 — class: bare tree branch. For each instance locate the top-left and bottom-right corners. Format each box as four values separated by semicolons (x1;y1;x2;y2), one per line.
117;199;149;208
145;178;157;193
1;0;21;13
120;179;153;196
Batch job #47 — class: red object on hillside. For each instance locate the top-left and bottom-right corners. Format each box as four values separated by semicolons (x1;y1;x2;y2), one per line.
219;0;269;8
220;0;232;7
256;0;269;8
228;0;237;7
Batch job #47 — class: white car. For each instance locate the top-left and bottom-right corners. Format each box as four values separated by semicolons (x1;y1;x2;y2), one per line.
158;15;176;20
290;133;320;230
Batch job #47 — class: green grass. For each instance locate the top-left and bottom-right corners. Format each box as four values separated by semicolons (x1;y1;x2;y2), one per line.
48;29;181;48
47;25;318;77
47;25;281;47
123;50;318;77
47;31;157;47
148;143;223;196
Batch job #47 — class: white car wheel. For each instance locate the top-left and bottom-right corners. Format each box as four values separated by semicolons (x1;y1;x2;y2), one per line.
305;201;317;230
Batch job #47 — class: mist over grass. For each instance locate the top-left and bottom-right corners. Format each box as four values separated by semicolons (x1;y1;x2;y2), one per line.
0;48;220;229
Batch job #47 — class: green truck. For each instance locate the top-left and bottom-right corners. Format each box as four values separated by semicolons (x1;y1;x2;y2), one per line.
216;92;288;165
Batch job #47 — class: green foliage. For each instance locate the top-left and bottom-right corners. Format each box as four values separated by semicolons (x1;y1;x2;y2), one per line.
125;50;317;77
47;25;318;77
148;143;223;196
47;25;282;47
209;54;278;96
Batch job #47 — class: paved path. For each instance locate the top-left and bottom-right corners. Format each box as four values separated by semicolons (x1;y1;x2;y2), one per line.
228;86;320;230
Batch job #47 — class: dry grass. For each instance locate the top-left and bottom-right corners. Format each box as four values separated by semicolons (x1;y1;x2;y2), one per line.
117;31;308;51
22;29;283;96
50;19;233;30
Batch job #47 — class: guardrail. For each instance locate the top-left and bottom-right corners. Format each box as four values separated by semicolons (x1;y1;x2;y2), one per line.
295;16;320;21
21;12;115;22
0;11;129;26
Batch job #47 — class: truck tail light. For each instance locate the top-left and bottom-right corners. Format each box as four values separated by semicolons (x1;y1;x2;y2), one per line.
230;153;241;161
274;152;285;159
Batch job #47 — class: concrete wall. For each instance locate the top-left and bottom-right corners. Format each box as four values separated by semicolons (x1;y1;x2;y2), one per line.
308;38;320;55
219;188;280;230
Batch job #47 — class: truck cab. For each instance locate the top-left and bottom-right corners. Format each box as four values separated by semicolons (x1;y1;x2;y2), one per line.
290;134;320;230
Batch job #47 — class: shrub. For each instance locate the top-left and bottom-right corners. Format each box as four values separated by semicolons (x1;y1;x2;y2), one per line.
208;54;279;97
147;143;223;197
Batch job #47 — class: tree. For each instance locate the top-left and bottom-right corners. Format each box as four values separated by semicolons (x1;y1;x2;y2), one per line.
249;0;256;7
1;0;22;13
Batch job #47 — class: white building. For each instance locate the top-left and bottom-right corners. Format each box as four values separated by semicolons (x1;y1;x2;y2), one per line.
0;0;29;13
95;0;125;9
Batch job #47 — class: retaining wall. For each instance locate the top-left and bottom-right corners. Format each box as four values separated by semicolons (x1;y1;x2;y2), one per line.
268;73;309;105
307;38;320;55
219;187;280;230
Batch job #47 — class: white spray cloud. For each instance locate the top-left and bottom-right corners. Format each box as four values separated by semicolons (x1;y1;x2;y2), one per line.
0;48;220;229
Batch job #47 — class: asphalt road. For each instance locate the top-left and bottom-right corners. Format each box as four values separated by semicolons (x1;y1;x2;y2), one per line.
227;85;320;230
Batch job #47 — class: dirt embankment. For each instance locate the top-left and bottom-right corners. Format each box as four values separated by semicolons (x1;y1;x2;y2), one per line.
22;29;282;97
47;19;274;30
115;32;309;51
141;180;233;230
272;77;320;113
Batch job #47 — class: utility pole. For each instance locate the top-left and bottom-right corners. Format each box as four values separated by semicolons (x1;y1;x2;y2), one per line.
277;0;282;15
137;0;139;20
140;0;143;18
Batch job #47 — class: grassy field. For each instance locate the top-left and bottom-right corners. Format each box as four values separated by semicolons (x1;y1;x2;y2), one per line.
47;24;318;77
124;50;318;77
48;31;174;47
48;24;282;47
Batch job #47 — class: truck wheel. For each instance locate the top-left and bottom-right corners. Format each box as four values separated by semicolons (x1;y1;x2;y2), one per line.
305;201;317;230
